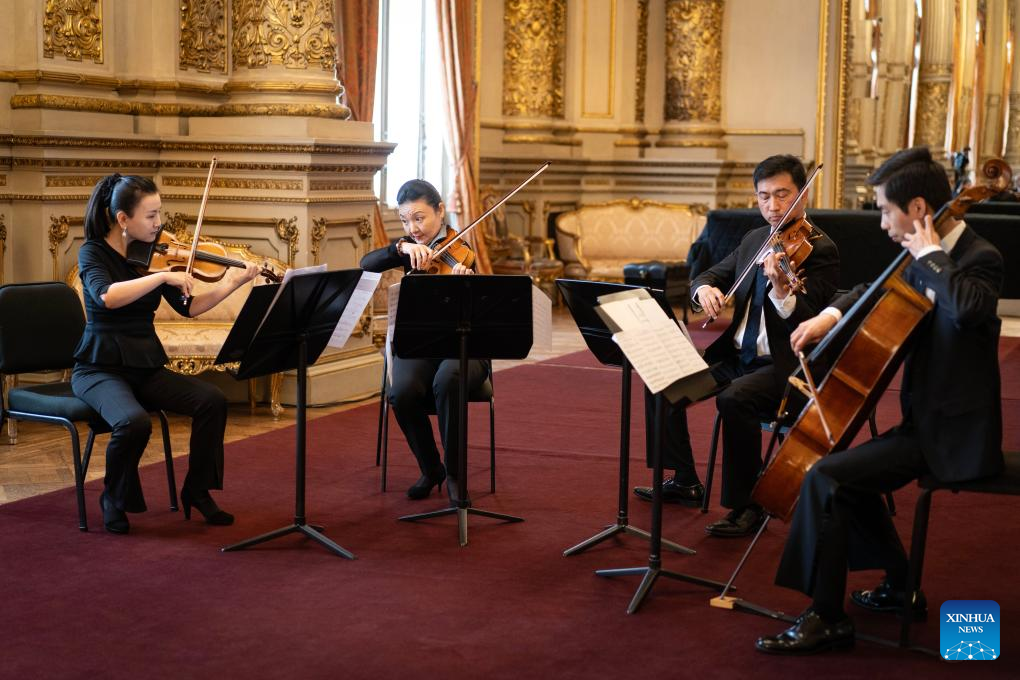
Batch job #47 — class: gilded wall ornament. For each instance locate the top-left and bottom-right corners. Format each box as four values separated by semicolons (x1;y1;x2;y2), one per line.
231;0;337;71
502;0;567;118
180;0;227;73
43;0;103;63
663;0;724;123
635;0;649;123
310;216;327;264
914;81;951;150
275;216;299;265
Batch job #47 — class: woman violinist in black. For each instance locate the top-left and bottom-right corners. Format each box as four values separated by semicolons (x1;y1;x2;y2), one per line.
360;179;485;502
72;174;259;534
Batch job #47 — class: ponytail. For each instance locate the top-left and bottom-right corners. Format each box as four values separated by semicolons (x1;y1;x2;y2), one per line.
83;173;159;241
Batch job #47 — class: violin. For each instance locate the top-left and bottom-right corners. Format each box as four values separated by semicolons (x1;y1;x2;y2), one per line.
422;225;477;274
411;162;551;274
126;228;282;284
768;216;816;294
751;157;1013;522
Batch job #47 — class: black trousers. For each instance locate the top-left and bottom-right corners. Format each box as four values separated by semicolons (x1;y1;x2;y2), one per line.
643;355;784;506
774;429;926;614
388;355;487;479
72;364;228;513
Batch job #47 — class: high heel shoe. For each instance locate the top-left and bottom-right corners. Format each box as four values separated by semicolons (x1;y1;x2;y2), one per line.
99;492;129;534
407;467;446;500
181;487;234;526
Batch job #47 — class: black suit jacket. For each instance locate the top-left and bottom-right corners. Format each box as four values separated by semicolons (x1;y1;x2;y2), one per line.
832;226;1004;482
691;221;841;379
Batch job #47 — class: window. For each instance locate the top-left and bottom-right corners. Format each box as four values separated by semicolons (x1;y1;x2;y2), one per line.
374;0;451;208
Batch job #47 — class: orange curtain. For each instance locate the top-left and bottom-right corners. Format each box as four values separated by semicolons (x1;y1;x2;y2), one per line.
435;0;491;273
337;1;389;249
337;0;378;122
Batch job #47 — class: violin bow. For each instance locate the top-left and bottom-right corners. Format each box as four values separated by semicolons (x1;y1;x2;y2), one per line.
183;156;218;304
702;163;822;327
429;161;551;261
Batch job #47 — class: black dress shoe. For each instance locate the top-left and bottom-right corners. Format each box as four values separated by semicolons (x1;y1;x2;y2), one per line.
851;580;928;620
633;478;705;506
755;610;855;655
407;467;446;500
99;492;129;534
705;505;765;537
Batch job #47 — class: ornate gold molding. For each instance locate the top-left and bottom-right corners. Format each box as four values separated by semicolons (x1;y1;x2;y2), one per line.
309;179;374;191
166;357;235;375
275;216;299;265
0;69;342;95
10;94;350;119
48;214;79;279
635;0;649;123
310;217;327;264
231;0;336;71
502;0;567;118
1;133;391;157
162;176;304;191
45;174;105;187
663;0;723;122
179;0;227;73
915;81;952;150
0;214;6;284
43;0;103;64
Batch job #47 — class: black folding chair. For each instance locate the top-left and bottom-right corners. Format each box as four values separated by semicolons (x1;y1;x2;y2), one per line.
374;355;496;493
0;282;177;531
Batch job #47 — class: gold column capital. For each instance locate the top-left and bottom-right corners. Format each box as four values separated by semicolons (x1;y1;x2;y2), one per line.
658;0;726;148
502;0;567;121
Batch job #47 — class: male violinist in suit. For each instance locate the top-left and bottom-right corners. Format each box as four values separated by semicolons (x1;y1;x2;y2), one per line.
633;155;841;539
756;146;1004;655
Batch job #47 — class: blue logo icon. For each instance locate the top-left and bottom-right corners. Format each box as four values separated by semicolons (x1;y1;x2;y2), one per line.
940;600;999;660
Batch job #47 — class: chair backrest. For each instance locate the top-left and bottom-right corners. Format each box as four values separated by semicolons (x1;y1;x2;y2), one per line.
0;282;85;374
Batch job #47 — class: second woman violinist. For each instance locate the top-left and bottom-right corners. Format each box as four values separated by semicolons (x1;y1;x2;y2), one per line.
360;179;486;502
72;174;260;534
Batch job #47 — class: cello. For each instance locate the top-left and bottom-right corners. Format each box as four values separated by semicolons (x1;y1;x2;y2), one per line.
751;158;1012;521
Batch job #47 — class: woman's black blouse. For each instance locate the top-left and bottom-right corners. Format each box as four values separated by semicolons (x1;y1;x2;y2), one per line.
73;239;191;368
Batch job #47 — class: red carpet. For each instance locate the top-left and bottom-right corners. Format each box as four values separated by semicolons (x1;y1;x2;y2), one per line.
1;339;1019;678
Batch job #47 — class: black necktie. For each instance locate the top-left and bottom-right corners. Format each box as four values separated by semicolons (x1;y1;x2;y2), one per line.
740;267;768;367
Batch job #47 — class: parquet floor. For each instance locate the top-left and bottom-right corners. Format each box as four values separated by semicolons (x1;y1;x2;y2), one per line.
0;308;588;505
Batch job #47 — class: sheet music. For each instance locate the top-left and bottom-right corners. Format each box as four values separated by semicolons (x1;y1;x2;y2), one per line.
529;285;553;355
599;293;708;394
254;264;328;338
327;270;381;349
384;281;401;386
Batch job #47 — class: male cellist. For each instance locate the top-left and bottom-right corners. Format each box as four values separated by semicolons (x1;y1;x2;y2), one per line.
756;146;1004;655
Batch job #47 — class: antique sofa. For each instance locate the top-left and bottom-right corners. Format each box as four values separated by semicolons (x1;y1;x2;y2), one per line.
67;235;288;416
554;198;708;281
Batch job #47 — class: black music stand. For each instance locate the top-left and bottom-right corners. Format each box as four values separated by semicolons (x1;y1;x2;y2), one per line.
556;279;691;557
218;269;364;559
589;289;727;613
394;274;533;546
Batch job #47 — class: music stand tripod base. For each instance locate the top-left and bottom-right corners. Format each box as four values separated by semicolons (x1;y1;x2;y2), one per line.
595;390;725;614
399;501;523;548
222;521;355;560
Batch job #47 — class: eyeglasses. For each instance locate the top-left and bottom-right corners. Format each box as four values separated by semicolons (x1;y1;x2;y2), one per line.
756;189;794;203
